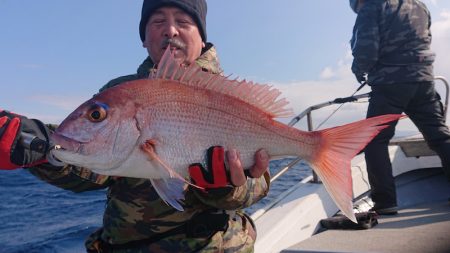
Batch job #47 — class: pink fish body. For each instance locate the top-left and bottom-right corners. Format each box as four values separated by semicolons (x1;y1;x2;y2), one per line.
51;48;401;222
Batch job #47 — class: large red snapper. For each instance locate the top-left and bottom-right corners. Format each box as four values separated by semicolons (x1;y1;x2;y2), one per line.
50;48;401;222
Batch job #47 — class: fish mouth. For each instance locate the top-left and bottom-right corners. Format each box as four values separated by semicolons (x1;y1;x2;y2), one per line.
49;129;132;171
50;131;83;153
48;135;84;168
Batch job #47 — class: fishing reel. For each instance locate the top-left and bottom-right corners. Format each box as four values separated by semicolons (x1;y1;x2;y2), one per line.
20;132;65;167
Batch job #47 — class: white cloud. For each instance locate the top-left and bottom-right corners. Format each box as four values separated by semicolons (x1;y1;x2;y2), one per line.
431;10;450;81
319;67;335;79
423;0;442;6
29;94;86;111
26;113;67;125
12;94;90;124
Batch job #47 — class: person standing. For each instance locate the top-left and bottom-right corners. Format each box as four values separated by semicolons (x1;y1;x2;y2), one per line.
349;0;450;214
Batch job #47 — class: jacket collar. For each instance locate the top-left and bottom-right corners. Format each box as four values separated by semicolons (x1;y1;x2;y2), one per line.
136;42;223;78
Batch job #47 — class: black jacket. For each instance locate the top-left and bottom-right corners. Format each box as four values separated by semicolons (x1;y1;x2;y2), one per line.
351;0;435;85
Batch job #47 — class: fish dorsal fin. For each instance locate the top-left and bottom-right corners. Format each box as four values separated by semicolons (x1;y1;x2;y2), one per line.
149;48;293;118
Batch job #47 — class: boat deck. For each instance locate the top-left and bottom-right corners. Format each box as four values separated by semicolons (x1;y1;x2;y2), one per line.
282;168;450;253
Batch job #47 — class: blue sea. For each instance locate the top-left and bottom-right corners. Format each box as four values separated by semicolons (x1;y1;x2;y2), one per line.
0;159;311;253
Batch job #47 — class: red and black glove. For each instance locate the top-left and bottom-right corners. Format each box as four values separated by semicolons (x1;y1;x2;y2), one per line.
189;146;234;196
0;110;50;170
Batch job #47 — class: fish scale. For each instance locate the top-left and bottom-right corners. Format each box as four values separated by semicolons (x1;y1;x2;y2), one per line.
141;96;307;171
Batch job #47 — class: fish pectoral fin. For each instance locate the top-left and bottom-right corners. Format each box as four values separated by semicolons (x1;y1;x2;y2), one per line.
140;139;179;178
140;140;204;190
140;139;158;161
151;178;185;211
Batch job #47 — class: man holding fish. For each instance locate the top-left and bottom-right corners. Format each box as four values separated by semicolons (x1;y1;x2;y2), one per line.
0;0;271;252
1;0;405;252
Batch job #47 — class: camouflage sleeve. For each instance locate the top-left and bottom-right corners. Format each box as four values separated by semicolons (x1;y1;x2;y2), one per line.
27;163;113;192
351;1;381;77
192;171;270;210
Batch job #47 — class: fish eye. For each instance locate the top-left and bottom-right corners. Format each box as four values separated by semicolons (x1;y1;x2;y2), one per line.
87;104;108;122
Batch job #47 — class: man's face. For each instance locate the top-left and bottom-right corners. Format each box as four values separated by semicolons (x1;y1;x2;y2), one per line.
143;6;205;66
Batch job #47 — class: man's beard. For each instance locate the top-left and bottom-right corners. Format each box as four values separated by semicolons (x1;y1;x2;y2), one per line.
162;38;186;50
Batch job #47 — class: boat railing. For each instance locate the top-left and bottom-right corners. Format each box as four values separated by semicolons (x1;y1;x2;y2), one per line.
435;76;449;118
270;76;449;184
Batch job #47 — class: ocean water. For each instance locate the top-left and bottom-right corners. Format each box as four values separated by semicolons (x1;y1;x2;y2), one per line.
0;159;311;253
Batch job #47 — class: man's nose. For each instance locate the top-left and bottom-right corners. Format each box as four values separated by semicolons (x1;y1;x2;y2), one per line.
164;23;179;38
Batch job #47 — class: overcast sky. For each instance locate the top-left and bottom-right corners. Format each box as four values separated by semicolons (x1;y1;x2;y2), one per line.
1;0;449;132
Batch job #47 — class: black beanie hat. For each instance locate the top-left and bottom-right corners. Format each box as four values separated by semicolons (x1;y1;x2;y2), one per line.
139;0;207;42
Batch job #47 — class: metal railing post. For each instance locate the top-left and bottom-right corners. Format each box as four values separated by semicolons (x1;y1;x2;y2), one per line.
434;76;449;121
306;112;320;183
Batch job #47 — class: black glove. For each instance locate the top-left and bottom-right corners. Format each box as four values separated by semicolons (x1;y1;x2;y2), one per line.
188;146;234;196
355;73;367;85
0;110;50;169
351;62;367;85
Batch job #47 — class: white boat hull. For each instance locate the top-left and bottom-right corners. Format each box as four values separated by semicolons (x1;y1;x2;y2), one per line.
253;136;443;253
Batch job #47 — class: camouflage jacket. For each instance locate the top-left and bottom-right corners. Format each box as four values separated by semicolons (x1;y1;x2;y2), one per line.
350;0;435;85
28;43;270;252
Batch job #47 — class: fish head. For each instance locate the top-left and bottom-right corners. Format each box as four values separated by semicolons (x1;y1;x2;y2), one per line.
50;86;141;171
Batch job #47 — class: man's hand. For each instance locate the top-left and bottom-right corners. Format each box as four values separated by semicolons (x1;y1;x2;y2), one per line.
226;148;269;187
189;146;269;194
0;110;50;170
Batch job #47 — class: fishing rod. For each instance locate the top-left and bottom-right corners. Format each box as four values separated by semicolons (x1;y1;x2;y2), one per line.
314;81;368;130
288;81;369;128
274;82;369;184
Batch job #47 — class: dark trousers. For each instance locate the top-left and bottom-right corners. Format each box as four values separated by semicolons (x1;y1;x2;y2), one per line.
365;81;450;206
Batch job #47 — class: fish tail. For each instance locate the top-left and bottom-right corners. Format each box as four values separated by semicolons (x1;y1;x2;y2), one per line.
305;114;404;222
